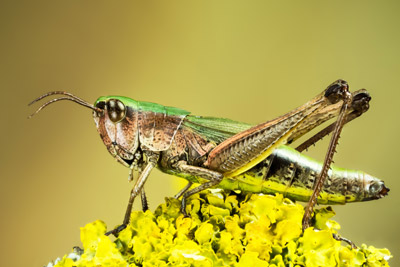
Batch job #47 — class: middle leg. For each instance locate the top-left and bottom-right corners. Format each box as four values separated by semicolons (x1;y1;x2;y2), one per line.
174;161;223;216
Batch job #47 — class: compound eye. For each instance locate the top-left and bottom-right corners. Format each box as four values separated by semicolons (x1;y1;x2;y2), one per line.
107;99;126;123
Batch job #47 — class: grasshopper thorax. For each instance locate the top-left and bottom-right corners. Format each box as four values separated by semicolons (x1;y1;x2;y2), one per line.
93;95;190;170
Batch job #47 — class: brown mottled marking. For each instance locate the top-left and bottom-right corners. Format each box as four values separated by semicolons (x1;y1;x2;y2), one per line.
138;109;186;151
93;111;116;157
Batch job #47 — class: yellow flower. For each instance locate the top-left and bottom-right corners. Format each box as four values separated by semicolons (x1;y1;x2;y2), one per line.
49;190;391;267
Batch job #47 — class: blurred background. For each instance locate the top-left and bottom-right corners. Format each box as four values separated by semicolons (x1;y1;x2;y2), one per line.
1;1;399;266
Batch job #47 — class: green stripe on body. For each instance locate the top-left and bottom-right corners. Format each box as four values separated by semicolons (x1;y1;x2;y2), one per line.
160;168;352;205
95;96;190;116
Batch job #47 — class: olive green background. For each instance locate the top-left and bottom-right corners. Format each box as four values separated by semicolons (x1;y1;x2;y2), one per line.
1;1;399;266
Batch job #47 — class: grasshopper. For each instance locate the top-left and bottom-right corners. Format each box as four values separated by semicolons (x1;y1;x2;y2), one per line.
29;79;389;238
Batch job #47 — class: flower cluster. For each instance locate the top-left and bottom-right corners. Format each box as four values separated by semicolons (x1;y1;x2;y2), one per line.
50;190;391;266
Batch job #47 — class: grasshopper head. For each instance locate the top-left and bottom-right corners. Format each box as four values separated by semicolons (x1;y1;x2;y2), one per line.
29;92;141;168
93;96;140;167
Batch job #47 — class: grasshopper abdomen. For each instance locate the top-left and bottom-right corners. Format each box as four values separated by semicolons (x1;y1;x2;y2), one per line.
236;146;389;204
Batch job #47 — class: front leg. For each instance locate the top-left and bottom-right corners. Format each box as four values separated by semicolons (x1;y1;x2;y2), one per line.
174;161;223;216
106;151;159;236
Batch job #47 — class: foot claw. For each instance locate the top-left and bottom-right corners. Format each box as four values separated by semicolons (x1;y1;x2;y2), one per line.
181;207;190;218
180;197;190;217
105;224;127;237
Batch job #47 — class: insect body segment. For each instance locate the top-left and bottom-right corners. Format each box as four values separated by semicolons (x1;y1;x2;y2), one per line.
241;146;388;204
